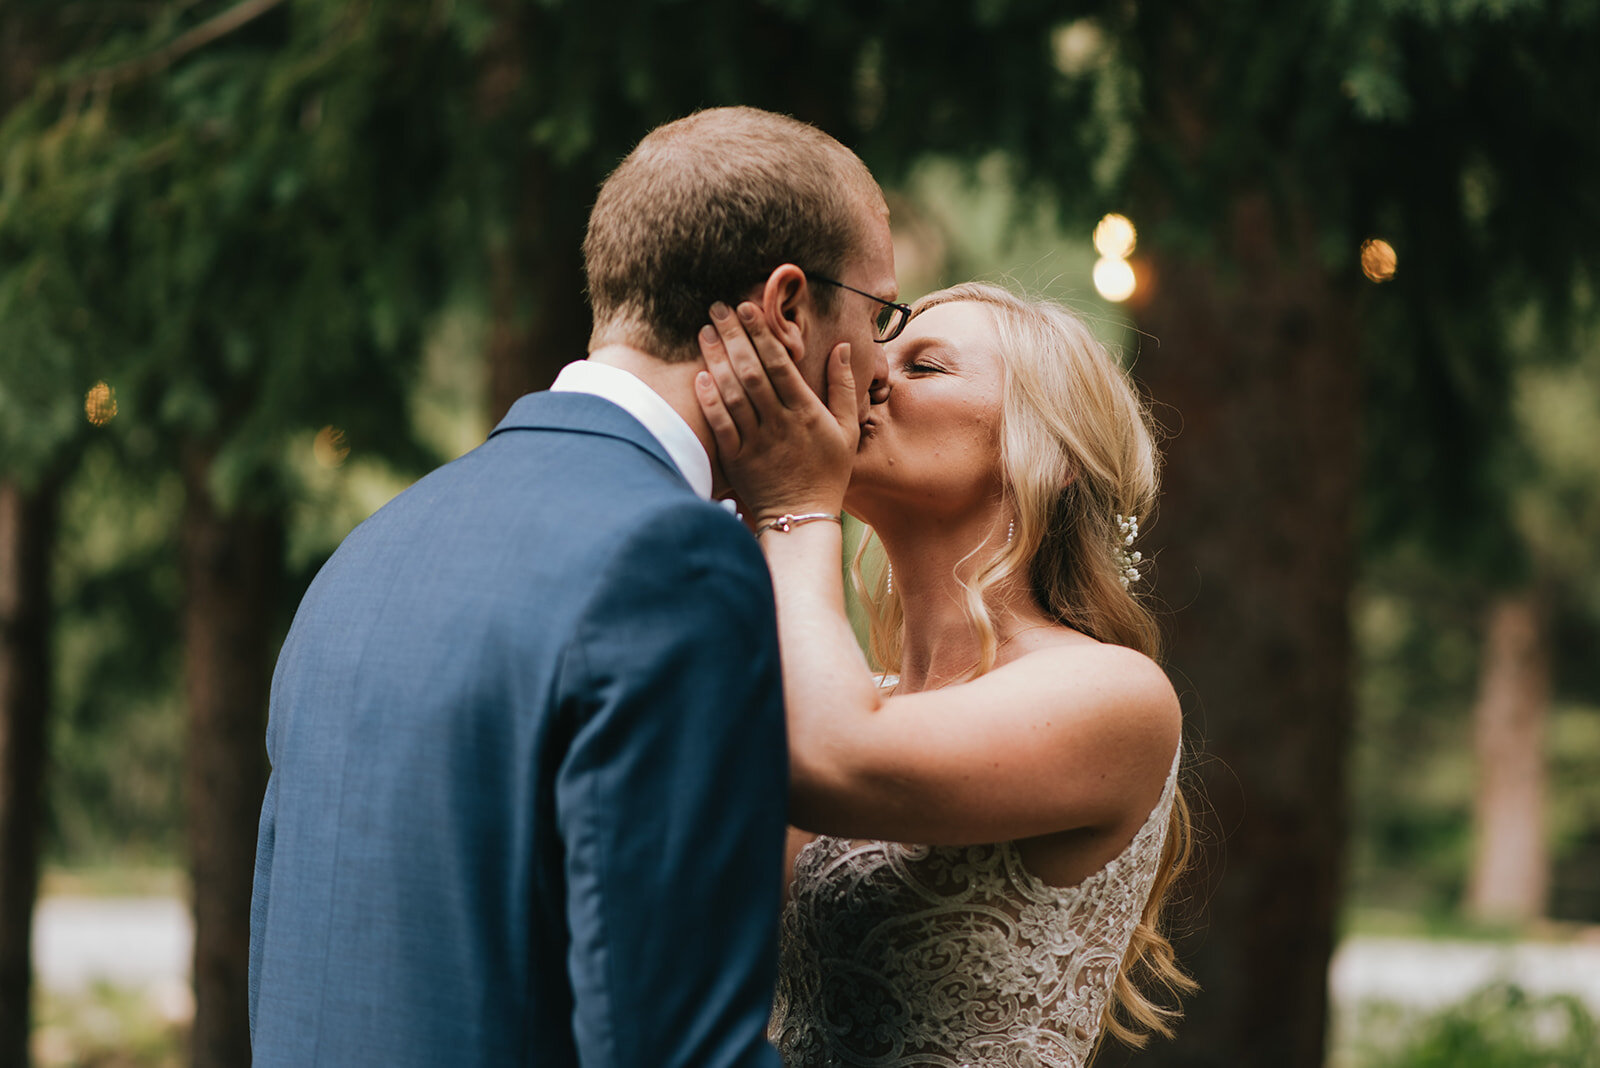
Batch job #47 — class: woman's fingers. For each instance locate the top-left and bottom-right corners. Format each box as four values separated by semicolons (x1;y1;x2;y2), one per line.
710;302;788;421
695;299;856;519
697;321;760;442
695;369;743;458
730;302;812;411
825;343;859;438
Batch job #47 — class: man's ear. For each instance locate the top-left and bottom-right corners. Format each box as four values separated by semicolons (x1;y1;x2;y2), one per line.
754;264;810;364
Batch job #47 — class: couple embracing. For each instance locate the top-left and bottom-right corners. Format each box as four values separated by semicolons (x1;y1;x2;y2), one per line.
249;106;1192;1068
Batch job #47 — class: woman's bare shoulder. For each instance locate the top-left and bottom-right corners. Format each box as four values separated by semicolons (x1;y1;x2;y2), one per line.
992;634;1181;757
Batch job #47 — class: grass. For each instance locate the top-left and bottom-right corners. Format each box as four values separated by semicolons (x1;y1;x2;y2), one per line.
32;984;187;1068
40;865;184;899
1333;983;1600;1068
1341;905;1596;945
31;980;1600;1068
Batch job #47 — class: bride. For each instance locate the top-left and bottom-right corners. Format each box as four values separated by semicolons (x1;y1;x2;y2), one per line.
693;282;1195;1067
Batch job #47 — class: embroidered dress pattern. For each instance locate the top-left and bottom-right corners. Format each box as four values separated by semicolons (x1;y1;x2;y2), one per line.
770;750;1180;1067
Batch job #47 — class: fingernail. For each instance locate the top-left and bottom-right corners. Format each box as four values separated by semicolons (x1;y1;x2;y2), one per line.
737;302;758;322
700;324;718;343
710;302;731;319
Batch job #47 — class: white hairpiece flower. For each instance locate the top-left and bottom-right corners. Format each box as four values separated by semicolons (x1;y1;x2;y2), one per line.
1114;514;1143;589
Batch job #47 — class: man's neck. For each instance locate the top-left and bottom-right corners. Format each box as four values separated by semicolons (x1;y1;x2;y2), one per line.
585;345;727;495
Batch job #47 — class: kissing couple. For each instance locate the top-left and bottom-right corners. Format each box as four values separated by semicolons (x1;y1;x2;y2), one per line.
249;106;1192;1068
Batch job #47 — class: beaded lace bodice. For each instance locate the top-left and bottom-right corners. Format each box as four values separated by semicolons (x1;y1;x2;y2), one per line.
770;748;1180;1068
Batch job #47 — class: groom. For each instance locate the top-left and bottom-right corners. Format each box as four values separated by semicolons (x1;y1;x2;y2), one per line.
249;107;895;1066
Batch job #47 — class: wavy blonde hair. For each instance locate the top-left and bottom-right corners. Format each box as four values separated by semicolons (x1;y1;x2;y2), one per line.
850;282;1196;1049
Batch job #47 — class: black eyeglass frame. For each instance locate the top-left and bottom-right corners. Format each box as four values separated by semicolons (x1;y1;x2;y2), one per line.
806;272;914;343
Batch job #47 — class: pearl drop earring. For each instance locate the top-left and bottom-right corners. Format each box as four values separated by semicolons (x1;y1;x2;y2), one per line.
1007;518;1014;544
885;562;893;596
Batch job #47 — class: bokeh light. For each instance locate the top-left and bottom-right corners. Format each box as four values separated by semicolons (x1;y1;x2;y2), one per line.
1092;257;1137;302
1093;213;1137;259
1360;237;1398;282
85;381;118;426
1052;21;1105;77
314;425;351;468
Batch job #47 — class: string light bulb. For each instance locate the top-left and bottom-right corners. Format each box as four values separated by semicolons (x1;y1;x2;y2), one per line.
85;381;118;426
1360;238;1398;283
1092;213;1137;259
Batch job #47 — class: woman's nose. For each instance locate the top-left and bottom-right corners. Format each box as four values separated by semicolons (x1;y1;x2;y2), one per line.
869;347;891;403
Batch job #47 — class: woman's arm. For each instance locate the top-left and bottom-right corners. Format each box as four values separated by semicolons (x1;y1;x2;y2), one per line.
696;306;1179;845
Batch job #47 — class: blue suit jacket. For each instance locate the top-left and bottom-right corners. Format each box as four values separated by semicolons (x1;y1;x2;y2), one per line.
250;391;787;1067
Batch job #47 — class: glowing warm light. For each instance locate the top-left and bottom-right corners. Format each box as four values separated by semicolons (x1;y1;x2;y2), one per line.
85;381;117;426
1360;238;1398;282
314;425;350;468
1093;214;1137;259
1092;257;1137;303
1052;21;1105;77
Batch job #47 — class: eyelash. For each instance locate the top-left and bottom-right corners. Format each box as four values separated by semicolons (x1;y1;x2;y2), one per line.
906;362;941;374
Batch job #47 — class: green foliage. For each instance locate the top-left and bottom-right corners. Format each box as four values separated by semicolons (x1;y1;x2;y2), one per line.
1346;984;1600;1068
1351;289;1600;923
0;1;470;500
1547;701;1600;919
1350;575;1600;923
1345;0;1600;575
1510;305;1600;595
48;445;184;863
1350;570;1483;914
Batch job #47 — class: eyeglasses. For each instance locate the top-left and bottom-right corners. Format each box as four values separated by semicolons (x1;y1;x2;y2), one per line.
807;273;914;343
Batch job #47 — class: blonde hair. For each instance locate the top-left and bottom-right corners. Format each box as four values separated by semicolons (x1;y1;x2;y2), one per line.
584;107;882;363
850;282;1196;1048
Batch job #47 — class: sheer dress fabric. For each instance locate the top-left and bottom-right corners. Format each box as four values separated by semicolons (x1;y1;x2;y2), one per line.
770;748;1181;1068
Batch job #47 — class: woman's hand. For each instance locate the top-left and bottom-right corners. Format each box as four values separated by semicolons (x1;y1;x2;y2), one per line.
694;301;860;525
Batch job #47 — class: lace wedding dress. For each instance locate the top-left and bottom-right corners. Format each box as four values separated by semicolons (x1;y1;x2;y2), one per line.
770;747;1181;1068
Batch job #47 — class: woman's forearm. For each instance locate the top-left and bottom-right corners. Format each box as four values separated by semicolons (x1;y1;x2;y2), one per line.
757;522;882;827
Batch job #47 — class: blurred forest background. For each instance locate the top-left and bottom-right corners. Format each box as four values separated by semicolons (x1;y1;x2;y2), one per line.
2;1;1599;1066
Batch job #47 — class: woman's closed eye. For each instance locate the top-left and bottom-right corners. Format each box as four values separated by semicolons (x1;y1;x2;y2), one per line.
893;337;957;375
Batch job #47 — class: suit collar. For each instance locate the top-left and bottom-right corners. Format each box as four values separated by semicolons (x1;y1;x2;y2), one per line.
546;360;713;499
490;391;690;491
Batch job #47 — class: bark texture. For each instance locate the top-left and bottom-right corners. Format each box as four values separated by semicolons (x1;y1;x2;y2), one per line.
1466;591;1550;922
181;449;280;1068
478;2;593;423
1101;195;1360;1068
0;479;59;1068
486;157;591;423
1;13;56;1065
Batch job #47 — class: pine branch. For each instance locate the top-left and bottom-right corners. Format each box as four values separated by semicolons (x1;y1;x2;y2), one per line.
80;0;289;90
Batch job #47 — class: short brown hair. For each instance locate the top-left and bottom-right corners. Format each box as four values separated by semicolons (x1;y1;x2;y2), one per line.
584;107;882;362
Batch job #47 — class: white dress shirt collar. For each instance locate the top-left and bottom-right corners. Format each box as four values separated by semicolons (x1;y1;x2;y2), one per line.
548;359;713;501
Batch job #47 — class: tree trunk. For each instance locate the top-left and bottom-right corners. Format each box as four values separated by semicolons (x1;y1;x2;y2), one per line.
1465;591;1549;923
181;448;281;1068
1102;194;1360;1068
477;1;593;423
486;154;591;422
0;477;60;1068
1;16;64;1066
